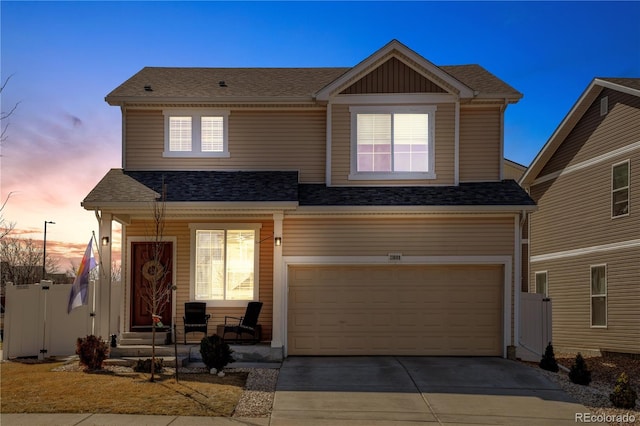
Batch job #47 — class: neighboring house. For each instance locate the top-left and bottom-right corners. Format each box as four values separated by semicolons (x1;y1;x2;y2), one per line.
521;78;640;355
504;159;526;182
83;40;535;357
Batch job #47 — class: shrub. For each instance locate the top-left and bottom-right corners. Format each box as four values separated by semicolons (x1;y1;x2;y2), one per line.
568;353;592;386
200;334;234;371
610;372;637;409
76;335;110;371
539;342;559;372
134;358;164;373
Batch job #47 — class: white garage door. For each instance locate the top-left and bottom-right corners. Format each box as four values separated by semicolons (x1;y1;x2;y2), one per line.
288;264;503;356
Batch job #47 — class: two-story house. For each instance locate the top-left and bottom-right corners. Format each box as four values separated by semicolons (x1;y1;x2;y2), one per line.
521;78;639;355
83;40;535;357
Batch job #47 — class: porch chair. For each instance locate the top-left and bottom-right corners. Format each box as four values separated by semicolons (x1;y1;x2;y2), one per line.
183;302;211;344
223;301;263;343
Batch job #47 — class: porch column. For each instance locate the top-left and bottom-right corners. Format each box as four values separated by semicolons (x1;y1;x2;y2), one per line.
96;212;112;339
271;211;284;349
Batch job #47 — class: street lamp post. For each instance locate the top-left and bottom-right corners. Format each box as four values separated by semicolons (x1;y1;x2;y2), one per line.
42;221;55;280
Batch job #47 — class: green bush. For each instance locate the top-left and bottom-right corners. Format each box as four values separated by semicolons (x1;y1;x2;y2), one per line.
133;358;164;373
610;372;637;409
76;335;110;371
200;334;234;371
568;353;592;386
539;342;559;372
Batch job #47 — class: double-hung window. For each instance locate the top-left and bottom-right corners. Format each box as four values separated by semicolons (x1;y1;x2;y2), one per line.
590;265;607;327
612;161;629;217
164;109;230;157
190;224;260;305
349;106;436;180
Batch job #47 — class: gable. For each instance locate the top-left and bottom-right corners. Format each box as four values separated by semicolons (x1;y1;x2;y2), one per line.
340;57;447;95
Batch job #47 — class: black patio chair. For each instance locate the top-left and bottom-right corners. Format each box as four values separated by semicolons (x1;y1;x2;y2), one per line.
223;301;263;343
183;302;210;344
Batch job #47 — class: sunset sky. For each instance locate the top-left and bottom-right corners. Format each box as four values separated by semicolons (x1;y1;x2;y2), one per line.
1;1;639;270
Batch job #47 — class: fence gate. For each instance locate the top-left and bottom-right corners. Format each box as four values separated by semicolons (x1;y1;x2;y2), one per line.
2;280;95;360
518;292;552;361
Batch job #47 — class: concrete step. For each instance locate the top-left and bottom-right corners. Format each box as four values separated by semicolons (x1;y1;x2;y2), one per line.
118;331;169;346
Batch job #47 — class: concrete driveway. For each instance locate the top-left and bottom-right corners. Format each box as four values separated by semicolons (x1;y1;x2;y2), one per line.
272;357;602;425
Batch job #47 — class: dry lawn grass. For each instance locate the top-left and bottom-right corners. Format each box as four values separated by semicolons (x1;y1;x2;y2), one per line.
0;360;247;417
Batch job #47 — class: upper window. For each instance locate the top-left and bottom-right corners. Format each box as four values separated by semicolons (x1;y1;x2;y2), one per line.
535;271;548;296
164;110;230;158
349;106;436;180
612;161;629;218
190;224;260;305
590;265;607;327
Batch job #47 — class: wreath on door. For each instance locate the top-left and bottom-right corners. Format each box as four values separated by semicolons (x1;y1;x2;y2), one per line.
141;259;165;282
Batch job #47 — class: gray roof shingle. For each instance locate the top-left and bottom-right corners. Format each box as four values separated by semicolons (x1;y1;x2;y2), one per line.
124;170;300;202
85;170;534;207
106;65;521;103
298;180;535;207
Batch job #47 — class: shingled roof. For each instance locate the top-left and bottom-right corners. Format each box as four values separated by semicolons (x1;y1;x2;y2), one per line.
84;170;534;208
299;180;535;207
105;39;522;105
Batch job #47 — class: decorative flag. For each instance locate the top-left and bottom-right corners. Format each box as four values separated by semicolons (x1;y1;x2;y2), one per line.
68;238;97;313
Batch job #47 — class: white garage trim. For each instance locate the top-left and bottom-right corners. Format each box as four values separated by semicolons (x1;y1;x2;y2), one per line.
279;255;512;357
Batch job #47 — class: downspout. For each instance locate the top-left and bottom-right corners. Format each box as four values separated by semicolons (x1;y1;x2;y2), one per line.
325;102;332;187
454;100;460;186
500;101;506;181
514;209;528;356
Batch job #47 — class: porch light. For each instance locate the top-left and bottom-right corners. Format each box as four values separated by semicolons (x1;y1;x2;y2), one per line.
274;237;282;246
101;236;110;246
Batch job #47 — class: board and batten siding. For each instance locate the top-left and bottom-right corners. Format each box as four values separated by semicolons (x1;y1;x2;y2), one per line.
282;216;515;257
124;219;274;341
124;109;326;184
330;103;456;185
458;107;502;182
538;88;640;177
530;249;640;354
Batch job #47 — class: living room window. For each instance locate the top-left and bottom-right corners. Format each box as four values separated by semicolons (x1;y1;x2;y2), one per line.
349;106;436;180
190;224;260;305
590;265;607;327
164;110;230;157
612;160;629;217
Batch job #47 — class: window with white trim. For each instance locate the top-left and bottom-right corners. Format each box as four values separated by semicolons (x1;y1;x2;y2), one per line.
612;161;629;217
349;106;436;180
535;271;548;296
164;110;229;157
190;224;260;304
590;265;607;327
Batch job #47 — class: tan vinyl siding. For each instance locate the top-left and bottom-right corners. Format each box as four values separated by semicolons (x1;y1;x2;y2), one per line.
530;148;639;256
538;89;640;177
124;219;274;341
283;216;515;257
530;249;640;354
504;161;526;182
330;103;455;185
125;109;326;183
340;57;447;94
459;107;501;182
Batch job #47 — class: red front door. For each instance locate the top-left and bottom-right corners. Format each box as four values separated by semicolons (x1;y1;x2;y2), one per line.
130;241;173;330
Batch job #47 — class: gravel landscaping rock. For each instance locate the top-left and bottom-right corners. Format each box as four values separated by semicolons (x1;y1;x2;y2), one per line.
525;352;639;426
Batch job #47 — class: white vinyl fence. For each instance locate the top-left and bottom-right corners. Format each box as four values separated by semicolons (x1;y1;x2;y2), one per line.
2;280;96;360
518;292;553;362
